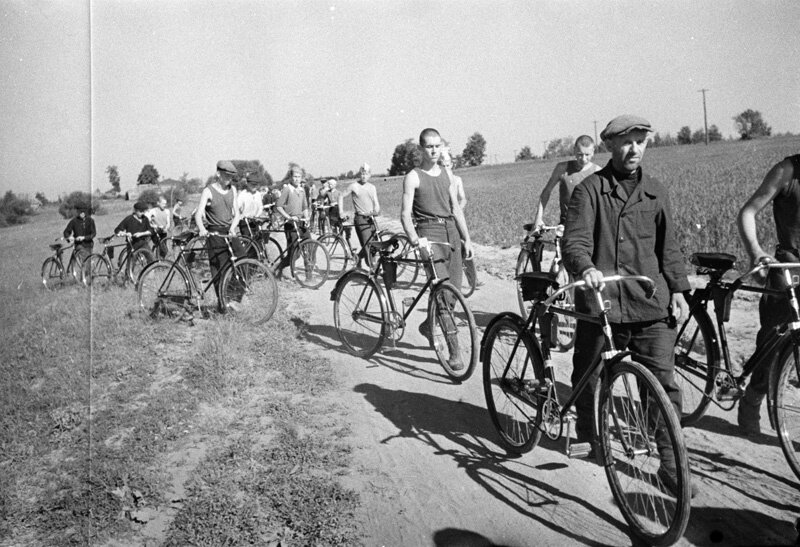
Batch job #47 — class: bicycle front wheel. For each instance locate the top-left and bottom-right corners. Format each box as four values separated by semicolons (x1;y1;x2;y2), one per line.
428;282;478;382
333;271;386;358
482;313;543;454
392;234;420;289
598;359;691;546
515;248;538;318
674;305;717;426
318;233;351;278
82;253;113;289
290;239;330;289
41;257;64;290
460;260;477;298
137;261;193;321
260;236;283;270
772;343;800;481
219;258;279;324
127;248;155;285
554;286;576;351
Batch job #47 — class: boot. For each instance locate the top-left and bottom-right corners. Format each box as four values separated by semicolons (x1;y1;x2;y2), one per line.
737;386;765;436
445;334;464;371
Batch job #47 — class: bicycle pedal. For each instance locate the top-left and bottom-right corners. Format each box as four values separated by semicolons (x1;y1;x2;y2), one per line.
716;386;744;401
402;297;414;307
567;442;592;459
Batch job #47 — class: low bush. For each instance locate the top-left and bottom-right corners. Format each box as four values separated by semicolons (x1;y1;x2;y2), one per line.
58;191;105;219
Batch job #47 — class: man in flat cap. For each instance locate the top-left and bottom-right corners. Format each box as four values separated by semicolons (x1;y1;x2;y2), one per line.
562;115;694;495
195;160;244;302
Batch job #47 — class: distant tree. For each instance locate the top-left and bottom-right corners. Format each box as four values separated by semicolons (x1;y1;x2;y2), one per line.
232;160;273;187
462;133;487;167
545;137;575;158
138;188;162;207
677;126;693;145
136;164;160;185
0;190;35;227
708;125;722;142
58;191;103;219
281;162;311;184
516;146;535;161
734;109;771;140
35;191;49;205
691;128;706;144
389;139;420;176
106;165;121;192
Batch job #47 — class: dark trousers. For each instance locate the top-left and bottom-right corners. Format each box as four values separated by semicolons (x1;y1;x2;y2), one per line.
571;318;682;441
354;214;375;263
416;220;463;289
278;221;308;272
206;228;245;297
71;241;94;266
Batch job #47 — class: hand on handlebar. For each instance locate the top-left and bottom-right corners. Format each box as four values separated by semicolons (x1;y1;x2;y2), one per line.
752;254;776;283
582;267;605;291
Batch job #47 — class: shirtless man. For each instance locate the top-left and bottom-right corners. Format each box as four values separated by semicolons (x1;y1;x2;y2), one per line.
401;127;473;369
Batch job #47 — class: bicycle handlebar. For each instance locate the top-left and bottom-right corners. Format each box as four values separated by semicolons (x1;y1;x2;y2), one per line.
543;274;657;307
729;260;800;292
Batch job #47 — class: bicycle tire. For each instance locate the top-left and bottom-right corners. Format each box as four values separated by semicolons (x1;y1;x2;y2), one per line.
597;358;691;546
219;258;279;324
554;286;576;351
137;260;193;321
260;236;283;270
290;239;330;289
428;282;478;382
481;313;543;454
238;235;265;262
392;234;420;289
318;233;351;278
333;271;387;358
66;255;83;284
82;253;113;289
460;260;477;298
674;305;718;426
771;342;800;482
127;247;155;285
515;248;539;318
41;256;64;290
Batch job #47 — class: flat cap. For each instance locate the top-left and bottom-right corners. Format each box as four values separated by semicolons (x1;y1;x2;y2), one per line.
216;160;237;175
600;115;652;140
133;201;149;212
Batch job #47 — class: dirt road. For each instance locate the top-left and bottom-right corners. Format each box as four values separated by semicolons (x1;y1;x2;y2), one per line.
287;222;799;547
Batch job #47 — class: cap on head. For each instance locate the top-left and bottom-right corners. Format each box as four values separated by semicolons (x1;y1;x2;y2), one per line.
600;115;652;140
246;173;261;184
360;162;370;173
133;201;148;212
216;160;237;175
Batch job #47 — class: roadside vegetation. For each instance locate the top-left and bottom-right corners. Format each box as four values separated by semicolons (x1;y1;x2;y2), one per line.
0;206;360;546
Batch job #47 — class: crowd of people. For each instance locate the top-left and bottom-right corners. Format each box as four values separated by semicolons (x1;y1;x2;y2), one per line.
59;118;799;497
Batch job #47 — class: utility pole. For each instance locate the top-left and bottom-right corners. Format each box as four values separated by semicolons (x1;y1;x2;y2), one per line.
593;120;598;144
698;88;709;145
542;140;548;158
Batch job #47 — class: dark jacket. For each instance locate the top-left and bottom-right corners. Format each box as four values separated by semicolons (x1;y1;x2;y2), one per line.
562;161;690;323
63;216;96;242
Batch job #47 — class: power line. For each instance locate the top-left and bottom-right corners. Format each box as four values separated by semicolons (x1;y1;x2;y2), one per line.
593;120;598;144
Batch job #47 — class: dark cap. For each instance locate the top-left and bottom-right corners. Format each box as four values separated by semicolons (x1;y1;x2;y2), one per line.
133;201;149;212
600;115;652;140
216;160;237;175
246;173;261;184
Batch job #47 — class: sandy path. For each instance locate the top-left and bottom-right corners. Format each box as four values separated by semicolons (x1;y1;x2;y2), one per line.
288;219;799;547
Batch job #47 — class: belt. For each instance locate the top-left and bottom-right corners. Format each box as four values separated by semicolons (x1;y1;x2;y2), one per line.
414;216;452;225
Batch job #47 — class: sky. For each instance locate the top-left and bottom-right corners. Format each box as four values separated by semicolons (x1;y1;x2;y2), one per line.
1;0;799;198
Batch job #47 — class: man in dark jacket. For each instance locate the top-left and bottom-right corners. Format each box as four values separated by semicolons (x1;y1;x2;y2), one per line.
562;114;693;495
114;201;154;251
63;204;96;263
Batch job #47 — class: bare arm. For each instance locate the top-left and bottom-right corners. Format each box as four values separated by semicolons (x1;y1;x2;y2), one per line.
737;158;791;265
195;188;212;236
449;177;473;257
533;162;566;228
400;170;420;244
371;184;381;216
229;187;241;235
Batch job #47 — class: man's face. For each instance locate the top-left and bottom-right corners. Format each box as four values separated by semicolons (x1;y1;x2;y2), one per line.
219;172;234;187
291;171;302;187
420;134;443;165
609;130;648;173
358;169;370;184
158;198;167;209
574;145;594;168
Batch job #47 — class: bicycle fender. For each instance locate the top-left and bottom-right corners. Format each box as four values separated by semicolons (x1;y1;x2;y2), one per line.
479;311;527;362
330;270;369;301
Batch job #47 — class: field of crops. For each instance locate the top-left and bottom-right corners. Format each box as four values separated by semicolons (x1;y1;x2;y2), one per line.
374;135;800;268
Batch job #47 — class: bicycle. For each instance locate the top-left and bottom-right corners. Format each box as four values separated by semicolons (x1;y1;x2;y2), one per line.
331;235;478;382
41;239;88;289
240;217;331;289
481;272;691;546
515;223;576;351
673;253;800;480
136;231;278;324
317;214;420;285
81;232;156;288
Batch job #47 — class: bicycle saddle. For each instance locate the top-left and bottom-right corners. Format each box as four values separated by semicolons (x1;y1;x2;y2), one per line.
522;223;534;232
690;252;737;274
368;235;401;254
49;243;62;250
172;231;196;246
517;271;559;301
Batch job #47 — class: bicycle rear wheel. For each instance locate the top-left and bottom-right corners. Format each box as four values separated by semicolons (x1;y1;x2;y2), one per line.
428;282;477;382
392;234;420;289
333;271;386;358
260;236;283;270
515;247;539;318
554;286;576;351
318;233;351;278
482;313;543;454
41;257;64;290
460;259;477;298
290;239;330;289
219;258;279;324
137;261;193;321
127;248;155;285
772;343;800;481
674;306;717;426
82;253;113;288
598;359;691;546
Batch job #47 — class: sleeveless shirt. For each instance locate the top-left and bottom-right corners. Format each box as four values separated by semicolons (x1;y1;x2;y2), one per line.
773;155;800;251
558;161;599;224
205;185;235;228
412;167;451;220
